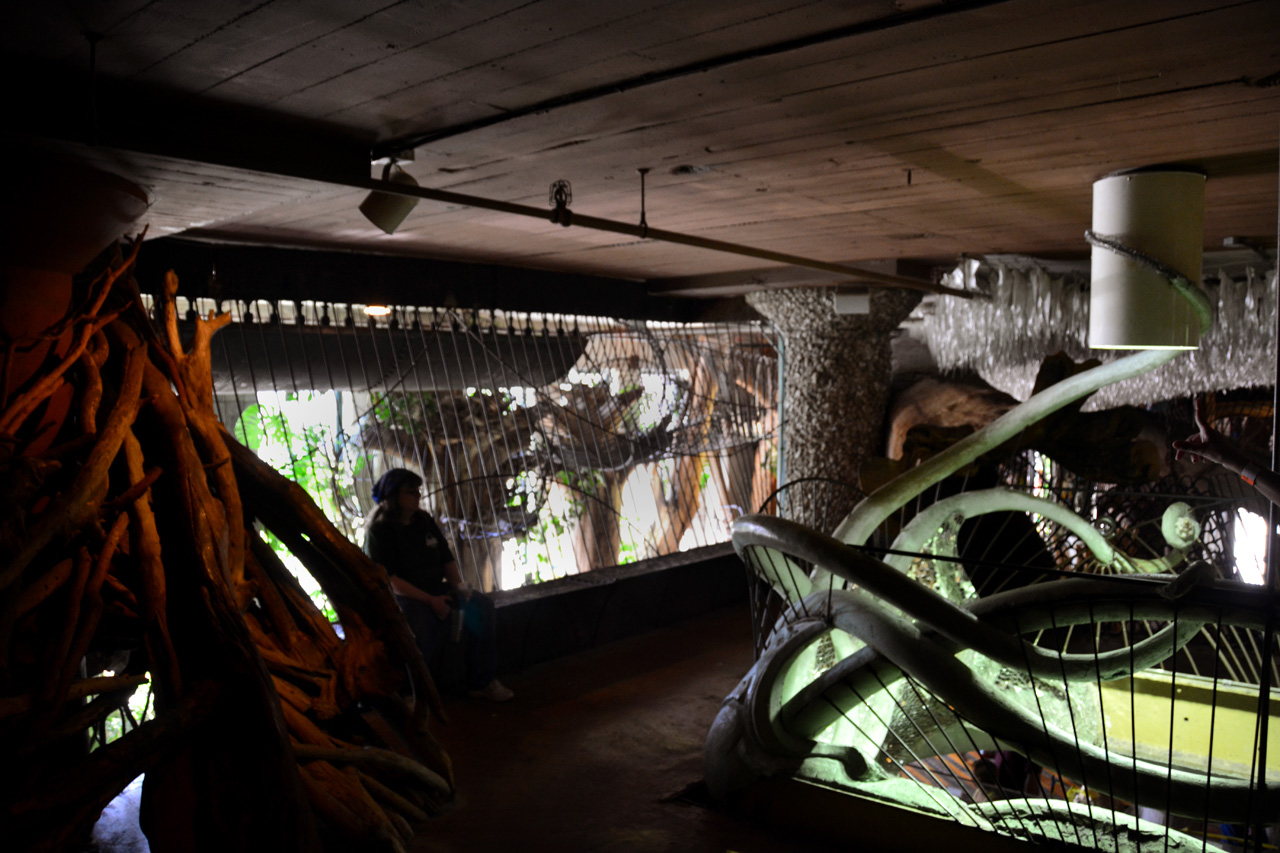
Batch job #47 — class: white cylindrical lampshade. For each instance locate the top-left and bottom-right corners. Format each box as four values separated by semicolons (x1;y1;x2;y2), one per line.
1088;169;1205;350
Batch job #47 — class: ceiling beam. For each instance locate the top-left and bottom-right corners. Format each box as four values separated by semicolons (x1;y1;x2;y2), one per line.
136;238;750;322
646;259;944;297
374;0;1015;158
5;55;369;187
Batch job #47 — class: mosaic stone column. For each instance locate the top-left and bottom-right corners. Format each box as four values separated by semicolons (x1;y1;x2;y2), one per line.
747;287;920;533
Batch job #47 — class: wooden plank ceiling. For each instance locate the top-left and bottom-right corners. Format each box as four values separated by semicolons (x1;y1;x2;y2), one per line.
4;0;1278;295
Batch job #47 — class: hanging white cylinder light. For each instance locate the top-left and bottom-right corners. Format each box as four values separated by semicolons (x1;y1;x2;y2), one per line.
1088;169;1205;350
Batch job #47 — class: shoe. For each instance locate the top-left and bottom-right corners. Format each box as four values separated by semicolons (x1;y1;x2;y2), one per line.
468;680;514;702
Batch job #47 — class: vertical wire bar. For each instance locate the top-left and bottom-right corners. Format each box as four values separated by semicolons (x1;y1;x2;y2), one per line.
379;307;433;497
1163;607;1179;853
430;308;489;587
274;300;334;525
515;312;577;577
519;312;586;578
250;299;302;477
965;728;1044;840
360;309;410;467
217;307;247;439
705;327;738;540
347;308;399;463
894;673;1013;826
687;331;713;550
564;315;633;570
819;689;975;825
1200;612;1225;853
351;308;411;536
235;303;274;471
597;320;647;565
453;307;515;589
502;311;563;582
616;322;663;564
1255;159;1280;847
394;302;445;507
311;305;356;539
463;313;518;587
1012;609;1087;849
407;306;462;578
557;314;620;571
1129;602;1142;829
1049;608;1099;848
416;306;472;582
462;310;523;589
488;308;550;589
848;668;986;826
1245;619;1274;851
327;304;383;521
665;322;696;555
296;302;356;539
443;308;494;578
481;312;544;589
1088;602;1121;851
752;321;777;522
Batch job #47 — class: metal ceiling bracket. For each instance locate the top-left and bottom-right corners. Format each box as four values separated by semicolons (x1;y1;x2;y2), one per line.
637;168;650;239
549;179;573;227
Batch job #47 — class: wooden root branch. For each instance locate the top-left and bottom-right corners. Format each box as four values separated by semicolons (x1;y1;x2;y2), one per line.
3;244;452;852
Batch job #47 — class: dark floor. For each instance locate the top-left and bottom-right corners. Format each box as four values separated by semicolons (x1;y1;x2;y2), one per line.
412;607;836;853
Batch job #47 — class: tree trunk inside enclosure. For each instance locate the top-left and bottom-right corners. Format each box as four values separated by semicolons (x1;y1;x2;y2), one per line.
565;471;623;573
461;535;503;594
647;454;706;558
746;288;920;533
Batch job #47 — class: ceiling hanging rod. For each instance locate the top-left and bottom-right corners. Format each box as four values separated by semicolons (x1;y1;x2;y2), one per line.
348;173;975;298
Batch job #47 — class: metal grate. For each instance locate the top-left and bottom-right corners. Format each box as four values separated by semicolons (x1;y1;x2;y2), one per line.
150;296;779;591
735;443;1279;850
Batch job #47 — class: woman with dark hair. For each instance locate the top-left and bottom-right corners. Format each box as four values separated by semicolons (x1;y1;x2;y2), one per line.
364;468;513;702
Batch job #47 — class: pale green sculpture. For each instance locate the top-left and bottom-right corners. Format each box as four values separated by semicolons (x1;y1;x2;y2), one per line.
705;273;1279;846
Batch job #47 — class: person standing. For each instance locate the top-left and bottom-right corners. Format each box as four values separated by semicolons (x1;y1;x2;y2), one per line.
364;468;513;702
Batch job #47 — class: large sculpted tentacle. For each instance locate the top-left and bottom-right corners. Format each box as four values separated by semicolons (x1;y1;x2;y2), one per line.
734;517;1204;684
831;348;1179;552
886;487;1190;576
730;518;1278;822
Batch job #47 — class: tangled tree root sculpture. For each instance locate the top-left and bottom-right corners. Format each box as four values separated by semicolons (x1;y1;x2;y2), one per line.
1;240;450;852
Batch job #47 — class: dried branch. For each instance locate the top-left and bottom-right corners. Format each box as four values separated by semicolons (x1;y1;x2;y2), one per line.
293;745;451;798
0;341;144;593
0;674;147;719
14;557;73;618
229;436;446;726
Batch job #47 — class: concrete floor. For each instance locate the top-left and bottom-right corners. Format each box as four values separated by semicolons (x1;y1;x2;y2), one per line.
412;607;837;853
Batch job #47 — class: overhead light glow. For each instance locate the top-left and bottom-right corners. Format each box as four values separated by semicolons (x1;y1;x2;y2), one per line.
364;305;392;317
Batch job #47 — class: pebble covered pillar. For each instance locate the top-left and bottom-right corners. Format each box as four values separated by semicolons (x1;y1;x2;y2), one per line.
747;287;920;533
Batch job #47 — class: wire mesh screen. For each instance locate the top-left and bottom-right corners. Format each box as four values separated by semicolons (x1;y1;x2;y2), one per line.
737;439;1279;851
151;296;778;592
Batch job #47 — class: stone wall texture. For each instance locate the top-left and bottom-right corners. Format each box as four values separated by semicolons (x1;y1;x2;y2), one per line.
747;287;920;533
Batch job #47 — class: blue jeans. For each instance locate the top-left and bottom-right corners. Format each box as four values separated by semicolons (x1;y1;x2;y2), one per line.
395;593;498;691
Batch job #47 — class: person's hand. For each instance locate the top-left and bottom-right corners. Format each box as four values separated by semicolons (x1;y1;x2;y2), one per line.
1172;398;1245;471
427;594;453;620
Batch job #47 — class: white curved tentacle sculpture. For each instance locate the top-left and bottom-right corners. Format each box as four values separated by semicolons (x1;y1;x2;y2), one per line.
706;278;1279;843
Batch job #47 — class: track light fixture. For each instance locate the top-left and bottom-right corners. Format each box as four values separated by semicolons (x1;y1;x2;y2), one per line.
359;162;420;234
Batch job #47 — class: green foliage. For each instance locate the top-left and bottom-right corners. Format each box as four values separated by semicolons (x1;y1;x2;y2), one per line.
233;393;359;623
92;675;155;750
